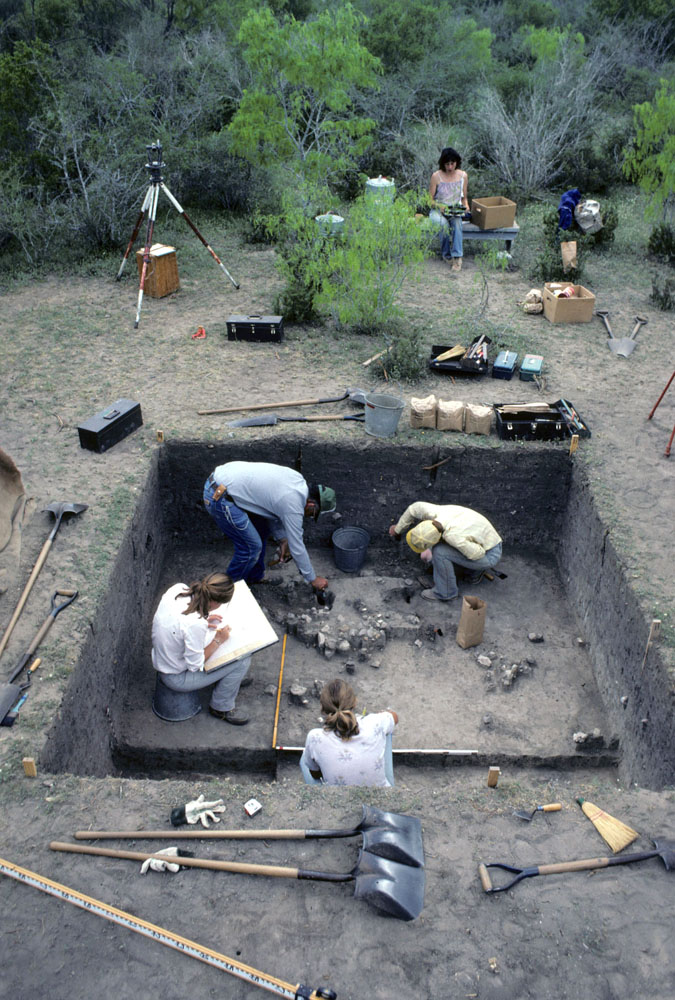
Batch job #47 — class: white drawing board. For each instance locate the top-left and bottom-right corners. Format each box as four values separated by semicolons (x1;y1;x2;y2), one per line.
203;580;279;672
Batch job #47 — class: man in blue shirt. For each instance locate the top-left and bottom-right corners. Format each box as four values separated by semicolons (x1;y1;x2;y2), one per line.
204;461;336;592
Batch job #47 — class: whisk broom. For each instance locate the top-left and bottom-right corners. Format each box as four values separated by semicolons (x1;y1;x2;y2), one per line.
576;798;639;853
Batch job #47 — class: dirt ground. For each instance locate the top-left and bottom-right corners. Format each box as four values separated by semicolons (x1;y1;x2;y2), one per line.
0;216;674;999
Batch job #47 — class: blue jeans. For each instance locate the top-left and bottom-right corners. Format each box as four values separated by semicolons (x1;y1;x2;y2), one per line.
204;477;271;583
429;210;463;259
431;542;502;600
299;733;395;786
159;655;251;712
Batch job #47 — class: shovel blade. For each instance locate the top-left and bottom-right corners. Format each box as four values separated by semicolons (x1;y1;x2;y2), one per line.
0;682;23;723
353;849;425;921
226;415;278;427
653;838;675;871
358;806;425;868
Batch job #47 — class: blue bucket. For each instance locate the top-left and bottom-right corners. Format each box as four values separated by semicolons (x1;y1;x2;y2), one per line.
332;526;370;573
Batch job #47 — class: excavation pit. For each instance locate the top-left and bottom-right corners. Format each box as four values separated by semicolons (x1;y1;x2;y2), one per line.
40;439;675;788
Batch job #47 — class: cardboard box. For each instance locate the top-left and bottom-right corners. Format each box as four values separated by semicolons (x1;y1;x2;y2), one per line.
135;244;179;298
470;196;517;230
542;284;596;324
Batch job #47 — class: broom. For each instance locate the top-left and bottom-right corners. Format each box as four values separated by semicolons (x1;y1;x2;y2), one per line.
576;798;639;853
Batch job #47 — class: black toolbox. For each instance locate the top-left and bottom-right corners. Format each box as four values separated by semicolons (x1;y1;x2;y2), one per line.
226;314;284;343
494;398;591;441
429;338;490;377
77;399;143;453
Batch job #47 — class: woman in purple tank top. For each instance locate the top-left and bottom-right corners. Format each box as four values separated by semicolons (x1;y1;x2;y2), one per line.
429;147;469;271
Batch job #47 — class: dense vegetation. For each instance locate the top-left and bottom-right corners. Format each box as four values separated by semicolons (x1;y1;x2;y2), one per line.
0;0;672;278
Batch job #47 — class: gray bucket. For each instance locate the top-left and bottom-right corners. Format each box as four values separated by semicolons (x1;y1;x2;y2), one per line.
364;393;405;438
332;526;370;573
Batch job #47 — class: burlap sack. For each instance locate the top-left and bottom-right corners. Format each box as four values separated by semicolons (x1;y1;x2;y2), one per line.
464;403;493;435
410;394;437;429
561;241;578;273
436;400;465;431
456;595;487;649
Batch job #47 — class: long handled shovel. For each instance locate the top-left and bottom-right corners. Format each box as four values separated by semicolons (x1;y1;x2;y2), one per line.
478;837;674;893
198;387;367;417
227;413;364;428
74;806;425;868
50;842;425;921
0;589;78;724
0;501;87;660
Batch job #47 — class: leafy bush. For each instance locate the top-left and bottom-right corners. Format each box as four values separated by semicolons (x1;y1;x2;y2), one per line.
647;223;675;264
270;211;335;324
650;274;675;310
379;322;428;383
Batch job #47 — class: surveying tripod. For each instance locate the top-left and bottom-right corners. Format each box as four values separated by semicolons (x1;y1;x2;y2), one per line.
116;142;239;328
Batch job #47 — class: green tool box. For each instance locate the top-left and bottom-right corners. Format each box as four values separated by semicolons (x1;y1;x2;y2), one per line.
519;355;544;381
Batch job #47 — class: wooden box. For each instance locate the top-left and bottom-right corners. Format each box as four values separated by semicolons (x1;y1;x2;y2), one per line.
135;244;179;298
542;283;595;324
470;196;517;230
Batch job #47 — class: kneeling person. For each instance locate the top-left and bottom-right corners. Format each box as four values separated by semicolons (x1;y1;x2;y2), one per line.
152;573;251;725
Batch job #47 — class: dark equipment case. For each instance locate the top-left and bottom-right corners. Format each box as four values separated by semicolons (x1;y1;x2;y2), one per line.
226;314;284;343
429;337;490;377
77;399;143;453
494;398;590;441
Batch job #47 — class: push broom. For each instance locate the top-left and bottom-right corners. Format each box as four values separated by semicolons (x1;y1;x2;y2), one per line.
577;798;639;853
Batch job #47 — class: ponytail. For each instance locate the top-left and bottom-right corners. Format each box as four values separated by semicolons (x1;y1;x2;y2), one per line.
179;572;235;618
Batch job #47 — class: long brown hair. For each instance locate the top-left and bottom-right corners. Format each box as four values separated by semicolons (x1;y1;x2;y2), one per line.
320;679;360;740
179;573;235;619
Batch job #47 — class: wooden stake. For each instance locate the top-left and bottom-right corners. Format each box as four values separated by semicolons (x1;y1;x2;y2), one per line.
22;757;37;778
362;348;388;367
569;434;579;455
640;619;661;673
487;766;500;787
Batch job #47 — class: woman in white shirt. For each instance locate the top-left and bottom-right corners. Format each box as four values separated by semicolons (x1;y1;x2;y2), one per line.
151;572;251;725
300;679;398;786
429;146;469;271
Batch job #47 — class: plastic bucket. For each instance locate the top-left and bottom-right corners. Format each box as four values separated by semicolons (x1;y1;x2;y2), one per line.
365;176;395;204
332;526;370;573
364;393;405;438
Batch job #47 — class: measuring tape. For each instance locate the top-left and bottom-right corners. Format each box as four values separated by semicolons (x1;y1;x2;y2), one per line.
0;857;335;1000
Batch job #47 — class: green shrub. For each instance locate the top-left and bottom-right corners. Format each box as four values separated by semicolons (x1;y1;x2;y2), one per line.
270;211;335;323
650;274;675;310
379;322;427;383
647;223;675;265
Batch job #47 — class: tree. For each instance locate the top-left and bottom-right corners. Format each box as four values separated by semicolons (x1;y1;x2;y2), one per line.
624;78;675;220
227;4;380;191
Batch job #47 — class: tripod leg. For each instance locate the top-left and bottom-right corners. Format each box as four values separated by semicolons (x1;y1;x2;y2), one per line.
161;183;240;289
134;185;160;330
647;371;675;420
116;187;153;281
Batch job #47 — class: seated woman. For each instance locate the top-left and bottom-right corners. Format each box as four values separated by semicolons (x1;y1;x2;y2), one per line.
428;146;469;271
151;572;251;725
300;679;397;786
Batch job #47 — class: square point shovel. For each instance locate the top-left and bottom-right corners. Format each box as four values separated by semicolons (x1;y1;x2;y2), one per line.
51;841;426;921
74;805;425;869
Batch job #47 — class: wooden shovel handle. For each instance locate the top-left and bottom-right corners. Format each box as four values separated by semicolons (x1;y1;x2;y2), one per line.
537;857;611;875
198;394;346;416
75;829;310;841
50;842;300;879
0;538;53;658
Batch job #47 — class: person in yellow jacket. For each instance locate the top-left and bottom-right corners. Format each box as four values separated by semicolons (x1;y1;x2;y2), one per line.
389;502;502;602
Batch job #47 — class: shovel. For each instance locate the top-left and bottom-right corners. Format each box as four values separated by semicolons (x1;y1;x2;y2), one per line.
74;806;425;868
50;841;426;921
198;387;368;416
227;413;365;428
612;315;647;358
513;803;562;822
0;589;78;724
0;501;87;660
478;837;674;893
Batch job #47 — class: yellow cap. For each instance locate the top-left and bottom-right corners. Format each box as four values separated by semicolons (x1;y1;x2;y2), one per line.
406;520;442;553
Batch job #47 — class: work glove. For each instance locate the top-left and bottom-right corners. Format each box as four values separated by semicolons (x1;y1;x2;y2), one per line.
140;847;183;875
171;793;226;828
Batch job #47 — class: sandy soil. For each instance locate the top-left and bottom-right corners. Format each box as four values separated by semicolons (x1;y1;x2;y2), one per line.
0;229;674;999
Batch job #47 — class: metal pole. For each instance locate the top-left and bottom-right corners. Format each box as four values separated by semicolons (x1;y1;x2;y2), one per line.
116;186;153;281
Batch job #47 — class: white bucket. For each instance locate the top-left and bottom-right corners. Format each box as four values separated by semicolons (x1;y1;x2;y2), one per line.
365;176;395;204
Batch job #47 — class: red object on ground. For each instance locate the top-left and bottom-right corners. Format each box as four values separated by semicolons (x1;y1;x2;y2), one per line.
192;326;206;340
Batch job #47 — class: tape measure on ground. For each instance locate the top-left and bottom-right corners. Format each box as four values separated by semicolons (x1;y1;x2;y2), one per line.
0;856;335;1000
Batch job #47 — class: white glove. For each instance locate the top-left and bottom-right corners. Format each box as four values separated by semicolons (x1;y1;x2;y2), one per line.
185;793;226;827
140;847;182;874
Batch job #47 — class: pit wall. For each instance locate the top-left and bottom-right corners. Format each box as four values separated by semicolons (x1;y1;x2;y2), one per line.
559;468;675;788
41;454;165;776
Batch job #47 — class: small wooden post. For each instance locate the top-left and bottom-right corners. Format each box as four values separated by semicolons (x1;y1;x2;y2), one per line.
487;766;500;787
640;619;661;673
22;757;37;778
156;430;164;442
569;434;579;455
